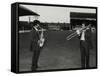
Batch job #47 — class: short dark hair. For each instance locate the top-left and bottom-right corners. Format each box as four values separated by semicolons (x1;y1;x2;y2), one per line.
82;22;86;24
82;22;88;26
32;20;40;26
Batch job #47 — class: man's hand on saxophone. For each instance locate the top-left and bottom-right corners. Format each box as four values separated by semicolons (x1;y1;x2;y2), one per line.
76;29;81;36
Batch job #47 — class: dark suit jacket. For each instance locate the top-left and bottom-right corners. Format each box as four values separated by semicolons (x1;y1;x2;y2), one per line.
30;27;40;51
79;28;93;49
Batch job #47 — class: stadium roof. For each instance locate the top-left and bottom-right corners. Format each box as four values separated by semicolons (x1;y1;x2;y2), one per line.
19;6;40;16
70;12;96;20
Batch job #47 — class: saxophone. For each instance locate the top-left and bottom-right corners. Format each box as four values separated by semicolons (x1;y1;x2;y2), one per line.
39;28;45;47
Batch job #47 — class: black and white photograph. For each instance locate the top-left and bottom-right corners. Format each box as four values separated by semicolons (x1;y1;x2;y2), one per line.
11;2;97;73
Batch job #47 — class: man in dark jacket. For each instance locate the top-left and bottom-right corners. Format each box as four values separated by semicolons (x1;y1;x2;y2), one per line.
30;20;41;71
76;23;92;68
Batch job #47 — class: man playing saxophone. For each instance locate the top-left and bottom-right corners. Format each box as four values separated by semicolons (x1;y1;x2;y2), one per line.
76;23;93;68
30;20;45;71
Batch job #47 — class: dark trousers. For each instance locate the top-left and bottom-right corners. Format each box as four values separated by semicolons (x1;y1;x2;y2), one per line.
80;40;90;68
31;47;41;71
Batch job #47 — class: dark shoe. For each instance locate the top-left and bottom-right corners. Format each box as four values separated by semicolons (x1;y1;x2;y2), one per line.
32;69;37;72
31;65;39;71
86;66;90;69
81;66;85;69
36;65;39;68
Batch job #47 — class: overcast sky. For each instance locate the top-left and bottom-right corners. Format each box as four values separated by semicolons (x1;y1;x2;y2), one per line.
19;4;96;23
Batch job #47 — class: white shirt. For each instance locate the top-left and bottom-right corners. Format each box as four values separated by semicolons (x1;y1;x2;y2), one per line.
80;30;85;40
